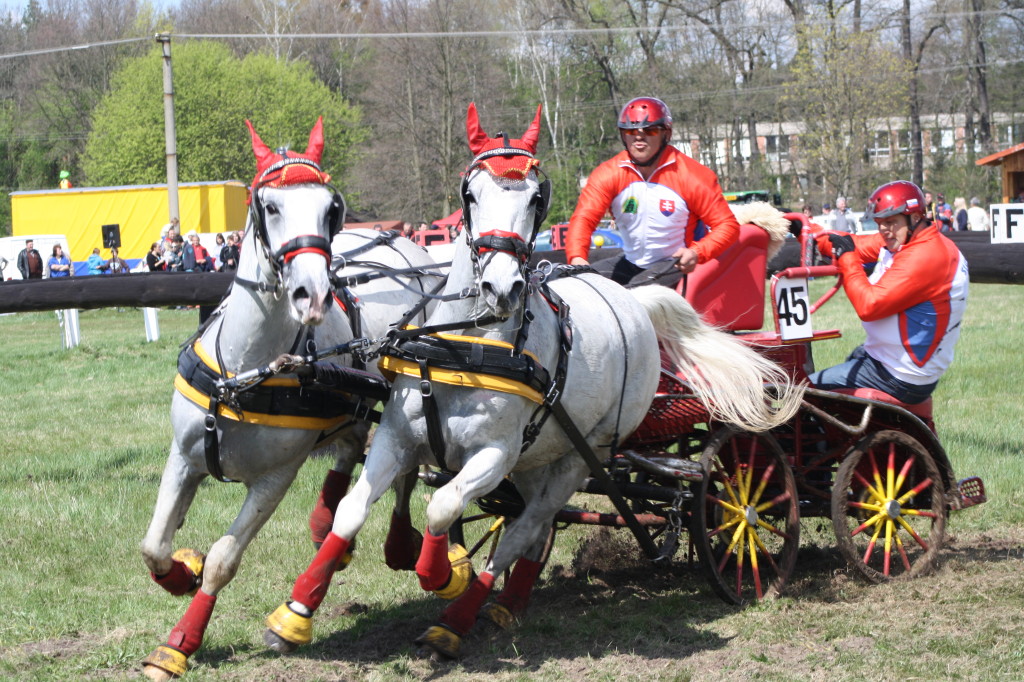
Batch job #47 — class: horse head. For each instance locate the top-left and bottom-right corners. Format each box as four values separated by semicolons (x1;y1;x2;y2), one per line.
245;117;344;326
462;103;549;319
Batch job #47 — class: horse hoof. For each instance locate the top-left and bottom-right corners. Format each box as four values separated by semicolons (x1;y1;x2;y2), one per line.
171;548;205;596
414;624;461;659
142;644;187;680
433;544;475;600
479;602;516;630
263;628;299;654
265;602;312;651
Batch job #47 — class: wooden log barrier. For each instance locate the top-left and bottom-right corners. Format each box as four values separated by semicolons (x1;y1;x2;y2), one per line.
0;272;234;314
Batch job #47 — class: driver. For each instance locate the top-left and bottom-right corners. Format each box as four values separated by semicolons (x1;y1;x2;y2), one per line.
565;96;740;287
809;180;969;404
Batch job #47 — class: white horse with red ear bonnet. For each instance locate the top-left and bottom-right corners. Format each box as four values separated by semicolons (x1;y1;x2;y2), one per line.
139;118;438;681
263;103;802;660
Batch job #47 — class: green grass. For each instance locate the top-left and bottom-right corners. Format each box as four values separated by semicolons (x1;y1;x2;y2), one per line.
0;286;1022;680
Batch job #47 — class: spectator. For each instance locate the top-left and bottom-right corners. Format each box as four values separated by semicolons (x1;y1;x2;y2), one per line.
146;242;167;271
811;180;968;404
106;247;130;274
86;247;107;275
566;96;740;288
401;221;415;238
58;170;73;189
165;237;184;272
821;202;832;216
933;193;953;232
219;233;239;272
966;197;989;232
47;244;72;278
833;196;852;231
183;231;213;272
801;204;814;218
17;239;43;280
161;218;180;256
952;197;968;231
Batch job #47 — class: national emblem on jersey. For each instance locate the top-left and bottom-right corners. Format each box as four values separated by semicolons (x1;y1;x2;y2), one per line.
623;197;638;214
659;199;675;216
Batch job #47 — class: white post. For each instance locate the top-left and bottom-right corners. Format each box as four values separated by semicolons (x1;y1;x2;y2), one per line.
143;307;160;342
58;308;81;349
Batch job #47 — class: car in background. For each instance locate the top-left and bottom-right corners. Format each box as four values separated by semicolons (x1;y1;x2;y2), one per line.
535;223;624;252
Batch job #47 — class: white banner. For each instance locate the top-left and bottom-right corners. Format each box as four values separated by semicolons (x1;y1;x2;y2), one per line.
989;204;1024;244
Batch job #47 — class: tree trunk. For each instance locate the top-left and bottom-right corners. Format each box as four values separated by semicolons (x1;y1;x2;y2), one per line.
902;0;924;186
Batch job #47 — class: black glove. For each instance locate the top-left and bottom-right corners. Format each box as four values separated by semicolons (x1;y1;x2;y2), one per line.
828;233;855;260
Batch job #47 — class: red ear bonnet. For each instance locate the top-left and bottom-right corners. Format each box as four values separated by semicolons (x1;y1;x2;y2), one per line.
247;117;331;204
465;103;543;180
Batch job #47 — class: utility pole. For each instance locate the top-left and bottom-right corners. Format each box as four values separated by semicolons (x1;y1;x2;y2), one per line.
156;33;179;224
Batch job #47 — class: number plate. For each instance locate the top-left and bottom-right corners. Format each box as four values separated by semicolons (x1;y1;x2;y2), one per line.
775;277;812;341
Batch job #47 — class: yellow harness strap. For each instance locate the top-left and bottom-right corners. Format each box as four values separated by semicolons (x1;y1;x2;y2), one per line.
175;339;351;431
378;330;546;405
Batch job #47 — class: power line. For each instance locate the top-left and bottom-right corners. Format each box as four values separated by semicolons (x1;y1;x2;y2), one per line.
0;6;1022;61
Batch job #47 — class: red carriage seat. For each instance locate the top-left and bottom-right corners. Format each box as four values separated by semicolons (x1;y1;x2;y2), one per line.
677;223;768;331
830;387;934;421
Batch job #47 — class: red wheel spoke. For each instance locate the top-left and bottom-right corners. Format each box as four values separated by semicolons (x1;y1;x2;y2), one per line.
747;529;764;600
852;511;887;536
897;477;934;505
896;516;930;550
852;469;883;502
755;518;794;542
756;490;793;514
893;532;912;571
749;528;782;574
893;455;915;496
750;460;776;505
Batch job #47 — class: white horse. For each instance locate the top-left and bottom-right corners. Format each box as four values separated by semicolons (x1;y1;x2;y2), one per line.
263;104;804;659
140;119;438;681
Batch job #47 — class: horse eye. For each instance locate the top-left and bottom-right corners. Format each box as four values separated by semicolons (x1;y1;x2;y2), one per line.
265;203;280;216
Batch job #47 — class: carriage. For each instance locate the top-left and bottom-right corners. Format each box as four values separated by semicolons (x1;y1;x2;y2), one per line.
140;110;986;678
417;219;987;607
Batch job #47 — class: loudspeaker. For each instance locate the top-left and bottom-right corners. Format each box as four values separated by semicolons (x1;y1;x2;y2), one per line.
102;224;121;249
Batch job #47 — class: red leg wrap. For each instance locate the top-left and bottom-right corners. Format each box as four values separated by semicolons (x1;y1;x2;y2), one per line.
151;559;197;597
384;512;417;570
439;572;495;635
416;531;451;592
166;590;217;656
291;532;350;611
495;558;544;615
310;470;351;546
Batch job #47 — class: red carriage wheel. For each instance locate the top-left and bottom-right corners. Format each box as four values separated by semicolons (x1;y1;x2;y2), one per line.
831;430;946;582
690;427;800;605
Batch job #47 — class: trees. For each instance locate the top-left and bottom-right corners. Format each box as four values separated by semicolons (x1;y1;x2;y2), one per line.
83;40;363;189
784;24;912;203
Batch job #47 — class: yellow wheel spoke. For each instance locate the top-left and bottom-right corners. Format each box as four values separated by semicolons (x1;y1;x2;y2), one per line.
750;461;776;507
852;510;887;536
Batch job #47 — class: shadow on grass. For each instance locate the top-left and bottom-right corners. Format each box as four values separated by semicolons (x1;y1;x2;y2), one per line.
191;530;736;676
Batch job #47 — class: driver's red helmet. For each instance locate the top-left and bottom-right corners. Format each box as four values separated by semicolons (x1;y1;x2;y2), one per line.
866;181;927;221
618;97;672;130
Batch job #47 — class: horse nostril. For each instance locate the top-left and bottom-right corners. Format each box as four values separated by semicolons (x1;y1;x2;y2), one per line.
480;281;495;300
507;280;525;305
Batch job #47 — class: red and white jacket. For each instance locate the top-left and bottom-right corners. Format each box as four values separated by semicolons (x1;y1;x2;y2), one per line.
819;224;969;386
566;146;740;267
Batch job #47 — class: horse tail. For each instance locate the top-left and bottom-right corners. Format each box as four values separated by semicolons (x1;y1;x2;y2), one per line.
628;285;804;432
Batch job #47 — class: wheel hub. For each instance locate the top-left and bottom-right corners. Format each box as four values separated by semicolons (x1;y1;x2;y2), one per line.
744;505;759;525
883;499;902;519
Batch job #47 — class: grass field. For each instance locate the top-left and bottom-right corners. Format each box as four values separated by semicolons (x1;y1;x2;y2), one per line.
0;281;1022;681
